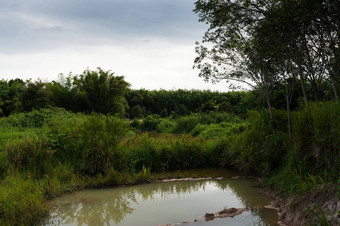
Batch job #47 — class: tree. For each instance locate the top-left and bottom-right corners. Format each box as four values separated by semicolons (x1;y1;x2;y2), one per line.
129;105;144;119
194;0;340;126
21;79;53;112
48;74;78;111
194;0;280;120
0;79;24;116
73;68;130;116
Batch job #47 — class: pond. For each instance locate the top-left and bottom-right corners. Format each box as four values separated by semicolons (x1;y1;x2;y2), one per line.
44;168;279;226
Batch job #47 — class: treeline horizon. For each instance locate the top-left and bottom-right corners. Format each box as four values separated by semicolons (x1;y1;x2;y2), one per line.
1;67;338;119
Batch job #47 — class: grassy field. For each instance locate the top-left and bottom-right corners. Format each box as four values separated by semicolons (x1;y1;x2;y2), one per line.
0;104;339;225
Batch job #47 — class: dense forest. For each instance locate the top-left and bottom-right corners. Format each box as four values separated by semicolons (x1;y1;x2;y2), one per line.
0;68;334;118
0;0;339;225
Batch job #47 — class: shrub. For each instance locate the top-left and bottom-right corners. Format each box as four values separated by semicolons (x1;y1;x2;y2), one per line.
156;119;175;133
190;123;207;136
6;135;54;178
48;113;130;176
130;118;141;128
129;105;144;119
0;108;72;129
173;114;201;133
139;114;161;131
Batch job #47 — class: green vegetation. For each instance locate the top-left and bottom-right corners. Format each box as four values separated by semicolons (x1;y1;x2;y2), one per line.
0;100;339;224
0;1;339;224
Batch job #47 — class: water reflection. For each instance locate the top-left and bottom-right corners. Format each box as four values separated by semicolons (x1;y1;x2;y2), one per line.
45;169;278;226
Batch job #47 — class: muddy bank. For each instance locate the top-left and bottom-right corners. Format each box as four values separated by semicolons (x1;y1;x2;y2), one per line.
204;207;249;220
158;205;280;226
267;183;340;225
155;177;224;183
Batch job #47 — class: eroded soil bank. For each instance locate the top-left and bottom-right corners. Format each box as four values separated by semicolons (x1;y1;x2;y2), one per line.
267;184;340;225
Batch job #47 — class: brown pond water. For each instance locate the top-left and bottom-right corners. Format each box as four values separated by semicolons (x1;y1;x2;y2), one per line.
44;168;279;226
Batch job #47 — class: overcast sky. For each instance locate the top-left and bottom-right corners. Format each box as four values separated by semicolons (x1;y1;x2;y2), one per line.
0;0;233;91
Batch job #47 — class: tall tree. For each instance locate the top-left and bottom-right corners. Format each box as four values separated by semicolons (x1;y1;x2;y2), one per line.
193;0;280;120
21;79;53;112
73;68;130;116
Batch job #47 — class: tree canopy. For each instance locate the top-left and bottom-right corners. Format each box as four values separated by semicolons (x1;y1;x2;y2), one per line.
194;0;340;124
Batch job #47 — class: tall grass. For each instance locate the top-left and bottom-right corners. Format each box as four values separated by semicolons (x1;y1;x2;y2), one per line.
291;102;340;180
0;102;339;224
115;133;219;172
48;113;130;176
0;174;48;225
6;135;53;178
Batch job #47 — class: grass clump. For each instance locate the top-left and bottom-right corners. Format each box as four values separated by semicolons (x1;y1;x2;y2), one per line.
6;135;54;178
0;174;47;225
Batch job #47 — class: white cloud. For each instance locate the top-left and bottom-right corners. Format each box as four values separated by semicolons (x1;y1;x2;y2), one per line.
0;0;234;92
0;37;231;91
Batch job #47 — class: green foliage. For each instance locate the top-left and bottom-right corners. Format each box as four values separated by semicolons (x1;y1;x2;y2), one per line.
291;102;340;180
48;113;130;176
266;169;327;197
42;163;81;199
201;100;216;112
21;80;53;112
0;100;338;225
6;135;54;178
138;114;162;131
0;152;9;179
174;104;188;115
73;68;131;116
0;174;48;225
126;89;256;118
159;108;168;117
217;101;232;112
0;107;73;129
173;114;201;133
156;119;175;133
116;133;218;172
306;204;338;226
190;123;207;136
194;122;247;139
0;79;24;117
172;112;241;134
130;118;141;128
129;104;144;118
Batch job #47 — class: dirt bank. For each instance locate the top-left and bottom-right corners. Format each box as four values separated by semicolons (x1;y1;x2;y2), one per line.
267;183;340;225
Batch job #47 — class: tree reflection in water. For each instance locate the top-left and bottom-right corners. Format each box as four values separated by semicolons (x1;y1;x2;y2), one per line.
46;174;277;225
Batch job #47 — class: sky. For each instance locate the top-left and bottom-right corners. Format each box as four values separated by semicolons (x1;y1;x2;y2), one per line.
0;0;234;91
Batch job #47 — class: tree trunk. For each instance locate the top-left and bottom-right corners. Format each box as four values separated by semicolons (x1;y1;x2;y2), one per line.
298;67;309;107
285;86;292;142
330;72;339;102
264;87;273;121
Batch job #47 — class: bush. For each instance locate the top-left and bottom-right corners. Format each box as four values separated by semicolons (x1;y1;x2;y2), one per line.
173;114;201;133
48;113;130;176
195;122;248;139
156;119;175;133
6;135;54;178
129;105;144;119
190;123;207;136
139;114;161;131
0;108;72;129
130;118;141;128
217;101;232;113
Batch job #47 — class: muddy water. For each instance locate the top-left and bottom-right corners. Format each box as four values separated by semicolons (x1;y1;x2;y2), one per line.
44;168;278;226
